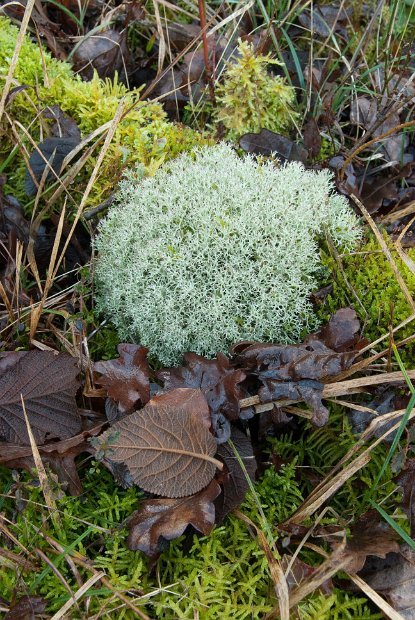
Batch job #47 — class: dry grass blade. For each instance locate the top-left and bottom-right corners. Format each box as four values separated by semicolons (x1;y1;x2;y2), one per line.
29;203;66;339
152;0;167;74
20;394;60;528
50;571;105;620
341;119;415;178
349;573;405;620
45;535;152;620
234;510;289;620
284;451;371;525
351;194;415;313
35;547;78;611
0;0;36;121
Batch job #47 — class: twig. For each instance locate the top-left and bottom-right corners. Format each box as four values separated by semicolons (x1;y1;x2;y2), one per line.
198;0;215;104
340;119;415;179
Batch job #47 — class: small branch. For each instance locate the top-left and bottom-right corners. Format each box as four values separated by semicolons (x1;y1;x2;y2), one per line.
340;119;415;180
198;0;215;104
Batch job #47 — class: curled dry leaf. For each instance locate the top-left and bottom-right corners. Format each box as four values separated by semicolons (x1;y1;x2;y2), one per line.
100;390;219;498
215;427;256;523
158;352;246;421
72;29;128;81
0;424;105;495
395;458;415;536
4;594;46;620
94;343;151;414
127;479;221;557
337;510;400;574
311;307;362;352
359;544;415;618
239;128;307;162
25;136;80;197
233;309;359;426
0;350;81;445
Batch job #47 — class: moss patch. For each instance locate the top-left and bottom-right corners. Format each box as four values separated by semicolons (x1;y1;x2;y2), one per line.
0;16;209;211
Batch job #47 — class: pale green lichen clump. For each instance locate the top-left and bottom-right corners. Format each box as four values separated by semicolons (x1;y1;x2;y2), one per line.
94;143;360;364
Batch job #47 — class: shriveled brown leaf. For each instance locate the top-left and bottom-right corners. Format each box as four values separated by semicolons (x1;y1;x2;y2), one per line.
215;427;256;522
158;352;246;421
127;479;221;557
350;96;378;128
4;595;46;620
0;350;81;445
311;307;362;352
239;129;307;162
0;424;105;495
233;318;357;427
298;4;351;38
72;29;128;80
359;544;415;618
25;136;80;196
396;458;415;536
100;397;218;497
339;510;400;574
286;512;399;611
94;343;150;414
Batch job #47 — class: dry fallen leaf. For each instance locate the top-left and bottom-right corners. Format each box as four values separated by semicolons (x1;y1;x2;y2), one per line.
215;427;256;523
0;424;105;496
100;395;219;498
359;544;415;618
0;350;81;445
94;343;151;414
158;352;246;421
127;479;221;557
4;594;46;620
233;309;359;426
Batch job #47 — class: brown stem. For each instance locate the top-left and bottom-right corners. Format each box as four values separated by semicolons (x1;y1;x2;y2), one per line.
198;0;215;104
340;118;415;180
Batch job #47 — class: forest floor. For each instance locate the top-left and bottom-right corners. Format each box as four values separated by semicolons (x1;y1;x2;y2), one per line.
1;0;415;618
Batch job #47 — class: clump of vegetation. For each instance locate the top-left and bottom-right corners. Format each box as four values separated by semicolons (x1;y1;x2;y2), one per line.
0;16;208;209
94;142;360;364
214;40;298;141
318;234;415;350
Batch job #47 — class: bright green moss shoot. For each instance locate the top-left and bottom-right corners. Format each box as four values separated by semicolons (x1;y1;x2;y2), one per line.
0;16;208;210
318;234;415;360
214;40;298;142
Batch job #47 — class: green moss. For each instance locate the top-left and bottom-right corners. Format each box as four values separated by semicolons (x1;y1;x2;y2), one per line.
297;591;383;619
0;16;209;211
213;40;298;142
269;407;401;519
0;441;387;619
317;234;415;360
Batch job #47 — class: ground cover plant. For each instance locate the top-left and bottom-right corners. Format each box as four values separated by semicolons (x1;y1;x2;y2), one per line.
1;0;415;618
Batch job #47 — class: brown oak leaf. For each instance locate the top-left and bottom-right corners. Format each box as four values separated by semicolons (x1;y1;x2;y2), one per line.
94;343;150;414
127;479;221;557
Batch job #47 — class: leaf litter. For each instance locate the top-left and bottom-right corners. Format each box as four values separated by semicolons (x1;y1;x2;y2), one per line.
3;2;415;611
